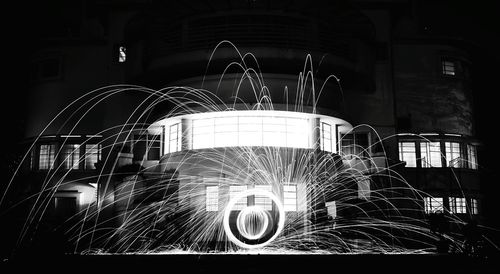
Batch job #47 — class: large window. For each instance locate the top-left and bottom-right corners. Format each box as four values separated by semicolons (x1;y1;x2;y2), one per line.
205;186;219;212
229;185;248;210
424;197;444;214
420;142;442;168
192;116;309;150
39;144;56;170
62;144;80;169
254;185;273;210
398;142;417;167
467;145;478;170
283;184;297;212
341;133;369;159
449;197;467;214
445;142;462;168
85;144;101;170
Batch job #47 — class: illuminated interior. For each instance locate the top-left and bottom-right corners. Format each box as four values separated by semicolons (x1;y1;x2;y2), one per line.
149;110;351;155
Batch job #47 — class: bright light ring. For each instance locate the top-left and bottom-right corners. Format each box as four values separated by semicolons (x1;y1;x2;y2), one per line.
236;206;269;240
223;188;285;249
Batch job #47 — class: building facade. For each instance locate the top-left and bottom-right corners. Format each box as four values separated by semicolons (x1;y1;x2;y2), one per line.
4;0;485;254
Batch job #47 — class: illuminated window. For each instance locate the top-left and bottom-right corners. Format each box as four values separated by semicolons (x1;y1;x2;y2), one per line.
470;198;479;215
263;116;287;147
254;185;272;210
39;144;56;170
398;142;417;167
424;197;444;214
239;116;263;146
215;117;238;147
449;197;467;214
229;185;248;210
467;145;478;170
62;144;80;169
283;184;297;212
192;118;214;149
445;142;462;168
191;115;309;150
118;46;126;63
206;186;219;212
168;123;182;153
321;122;333;152
341;133;369;159
420;142;442;168
85;144;101;170
442;60;455;76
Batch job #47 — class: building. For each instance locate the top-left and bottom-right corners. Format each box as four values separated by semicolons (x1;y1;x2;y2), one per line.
1;0;490;255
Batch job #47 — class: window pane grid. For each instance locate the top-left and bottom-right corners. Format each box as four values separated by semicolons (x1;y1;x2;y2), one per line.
62;144;80;169
229;185;248;210
442;60;456;75
470;198;479;215
321;122;333;152
192;116;310;150
445;142;462;168
420;142;442;168
85;144;101;170
206;186;219;212
449;197;467;214
254;185;272;210
39;144;56;170
399;142;417;167
424;197;443;214
283;185;297;212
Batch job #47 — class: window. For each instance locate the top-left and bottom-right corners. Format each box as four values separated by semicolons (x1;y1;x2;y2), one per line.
215;117;238;147
147;134;162;160
341;133;369;159
85;144;101;170
192;115;310;150
61;144;80;169
205;186;219;212
449;197;467;214
445;142;462;168
229;185;248;210
442;59;455;76
470;198;479;215
424;197;444;214
321;122;333;152
168;123;182;153
133;133;162;161
283;184;297;212
118;46;126;63
398;142;417;167
420;142;442;168
254;185;272;210
39;144;56;170
467;144;478;170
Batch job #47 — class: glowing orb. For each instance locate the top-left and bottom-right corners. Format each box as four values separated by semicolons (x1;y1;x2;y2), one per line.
223;188;285;249
236;206;269;240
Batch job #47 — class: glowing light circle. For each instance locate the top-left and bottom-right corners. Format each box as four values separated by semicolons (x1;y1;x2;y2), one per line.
223;188;285;249
236;206;269;240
